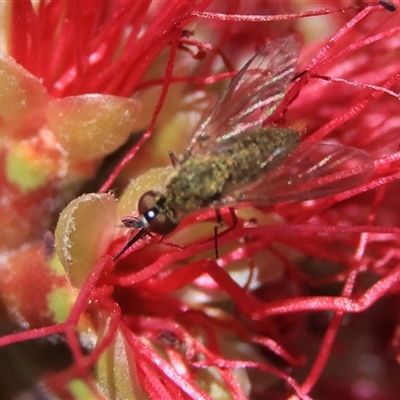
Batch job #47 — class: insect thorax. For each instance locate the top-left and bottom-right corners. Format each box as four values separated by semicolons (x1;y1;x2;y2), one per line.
162;127;299;214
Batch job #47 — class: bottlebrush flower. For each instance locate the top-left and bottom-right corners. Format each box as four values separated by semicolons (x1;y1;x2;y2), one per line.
1;1;400;399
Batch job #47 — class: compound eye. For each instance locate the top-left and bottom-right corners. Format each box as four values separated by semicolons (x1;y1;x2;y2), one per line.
138;191;157;215
148;212;177;235
137;191;178;235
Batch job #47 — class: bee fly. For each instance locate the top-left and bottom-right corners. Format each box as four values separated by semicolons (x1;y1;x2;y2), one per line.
114;36;373;260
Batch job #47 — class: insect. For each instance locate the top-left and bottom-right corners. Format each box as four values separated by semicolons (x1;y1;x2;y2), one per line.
114;36;373;260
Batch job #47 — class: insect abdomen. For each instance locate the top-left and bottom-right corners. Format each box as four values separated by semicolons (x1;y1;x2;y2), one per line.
223;127;299;186
164;127;299;213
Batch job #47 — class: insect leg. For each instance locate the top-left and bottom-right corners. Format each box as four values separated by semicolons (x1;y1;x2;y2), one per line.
379;1;396;12
168;151;181;168
213;208;238;259
213;209;223;259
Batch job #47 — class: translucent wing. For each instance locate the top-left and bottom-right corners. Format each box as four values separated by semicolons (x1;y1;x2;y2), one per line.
218;143;374;206
186;36;300;155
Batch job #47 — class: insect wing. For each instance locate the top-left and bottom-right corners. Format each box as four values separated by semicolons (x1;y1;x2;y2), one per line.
187;36;300;154
221;143;374;206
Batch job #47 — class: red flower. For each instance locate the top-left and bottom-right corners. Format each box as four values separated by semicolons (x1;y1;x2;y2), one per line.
1;1;400;399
